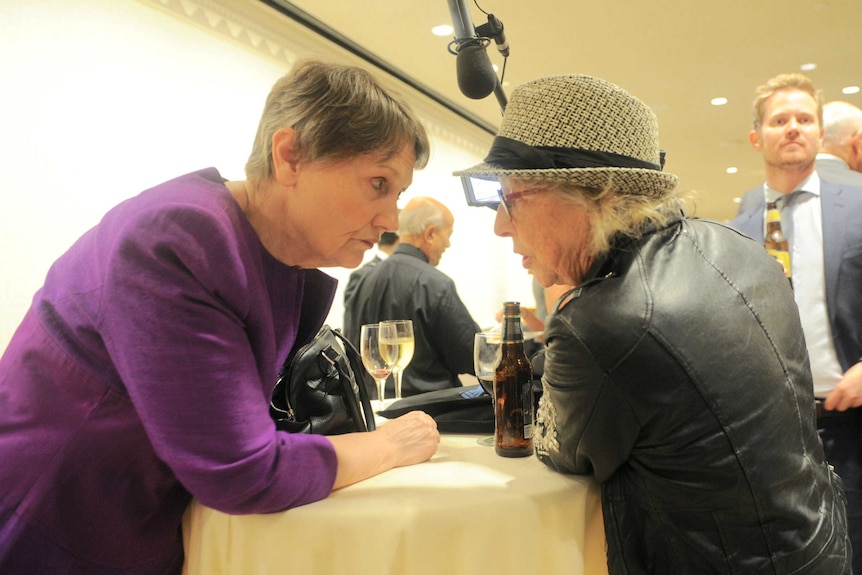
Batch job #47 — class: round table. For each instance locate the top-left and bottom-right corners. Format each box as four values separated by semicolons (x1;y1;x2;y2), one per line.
182;434;607;575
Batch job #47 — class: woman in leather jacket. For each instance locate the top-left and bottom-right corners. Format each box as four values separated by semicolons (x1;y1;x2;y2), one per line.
457;75;850;574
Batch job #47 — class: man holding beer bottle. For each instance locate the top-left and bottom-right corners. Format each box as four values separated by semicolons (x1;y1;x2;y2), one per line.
731;72;862;572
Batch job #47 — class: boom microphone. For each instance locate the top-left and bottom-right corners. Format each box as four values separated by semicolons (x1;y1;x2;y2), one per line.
447;0;498;100
456;42;498;99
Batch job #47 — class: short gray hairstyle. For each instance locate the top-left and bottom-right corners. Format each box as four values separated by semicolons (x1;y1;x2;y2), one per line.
823;101;862;148
245;60;430;185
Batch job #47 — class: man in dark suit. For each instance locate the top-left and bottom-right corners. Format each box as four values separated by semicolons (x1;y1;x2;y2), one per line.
729;73;862;572
736;100;862;214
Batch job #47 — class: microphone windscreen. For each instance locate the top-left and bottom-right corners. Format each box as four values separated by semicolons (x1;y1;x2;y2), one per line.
456;44;497;100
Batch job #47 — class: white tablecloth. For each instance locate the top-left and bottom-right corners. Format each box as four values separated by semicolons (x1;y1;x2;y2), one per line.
182;434;607;575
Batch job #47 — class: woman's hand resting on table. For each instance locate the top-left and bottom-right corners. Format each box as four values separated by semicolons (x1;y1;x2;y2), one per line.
328;410;439;490
376;410;441;467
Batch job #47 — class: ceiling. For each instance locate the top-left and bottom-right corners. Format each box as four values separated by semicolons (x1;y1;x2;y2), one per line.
265;0;862;222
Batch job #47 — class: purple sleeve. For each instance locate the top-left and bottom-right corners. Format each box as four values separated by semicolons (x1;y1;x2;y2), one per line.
95;193;337;513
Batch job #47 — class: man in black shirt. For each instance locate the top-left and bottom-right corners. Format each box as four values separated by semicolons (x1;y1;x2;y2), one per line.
343;196;480;396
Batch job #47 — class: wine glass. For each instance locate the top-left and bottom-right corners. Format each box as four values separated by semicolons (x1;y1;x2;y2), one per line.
379;320;414;400
474;331;502;396
474;331;501;446
359;323;393;410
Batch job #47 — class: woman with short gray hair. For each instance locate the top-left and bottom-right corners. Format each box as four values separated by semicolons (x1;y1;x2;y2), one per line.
0;60;438;574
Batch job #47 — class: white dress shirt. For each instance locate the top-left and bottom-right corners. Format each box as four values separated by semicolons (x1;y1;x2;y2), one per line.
765;172;843;397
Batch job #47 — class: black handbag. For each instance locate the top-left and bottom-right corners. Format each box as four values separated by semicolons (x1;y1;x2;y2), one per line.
270;326;376;435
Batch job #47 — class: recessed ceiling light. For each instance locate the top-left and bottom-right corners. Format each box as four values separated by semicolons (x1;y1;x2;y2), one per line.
733;197;742;204
432;24;453;37
800;63;817;72
726;167;738;174
843;86;861;95
711;97;728;106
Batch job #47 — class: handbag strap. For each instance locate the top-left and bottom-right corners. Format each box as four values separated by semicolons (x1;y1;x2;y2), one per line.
320;346;367;432
329;328;377;432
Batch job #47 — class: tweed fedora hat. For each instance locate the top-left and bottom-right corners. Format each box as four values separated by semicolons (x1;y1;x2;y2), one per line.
455;75;678;198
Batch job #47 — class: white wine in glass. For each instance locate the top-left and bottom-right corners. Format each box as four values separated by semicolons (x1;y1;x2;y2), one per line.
359;323;393;410
379;320;414;400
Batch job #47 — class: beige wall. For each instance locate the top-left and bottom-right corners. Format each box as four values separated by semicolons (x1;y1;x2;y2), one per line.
0;0;534;353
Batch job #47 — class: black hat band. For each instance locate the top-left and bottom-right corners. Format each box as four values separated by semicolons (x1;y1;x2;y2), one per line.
484;136;665;172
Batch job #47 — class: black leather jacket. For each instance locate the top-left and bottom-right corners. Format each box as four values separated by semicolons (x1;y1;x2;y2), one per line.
535;218;850;574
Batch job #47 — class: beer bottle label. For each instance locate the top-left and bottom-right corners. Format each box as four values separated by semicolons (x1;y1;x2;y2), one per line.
766;249;791;277
766;207;781;223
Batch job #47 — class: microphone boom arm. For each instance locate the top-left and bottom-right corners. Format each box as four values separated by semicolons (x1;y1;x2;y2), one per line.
492;79;507;112
447;0;477;44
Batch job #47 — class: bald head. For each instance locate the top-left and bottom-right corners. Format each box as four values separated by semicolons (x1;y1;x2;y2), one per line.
398;197;455;266
822;101;862;171
398;197;451;234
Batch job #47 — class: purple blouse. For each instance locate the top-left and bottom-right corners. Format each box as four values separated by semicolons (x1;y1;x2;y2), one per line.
0;168;339;574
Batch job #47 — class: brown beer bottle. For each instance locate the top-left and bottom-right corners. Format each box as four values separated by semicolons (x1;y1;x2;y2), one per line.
764;201;792;285
494;301;534;457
